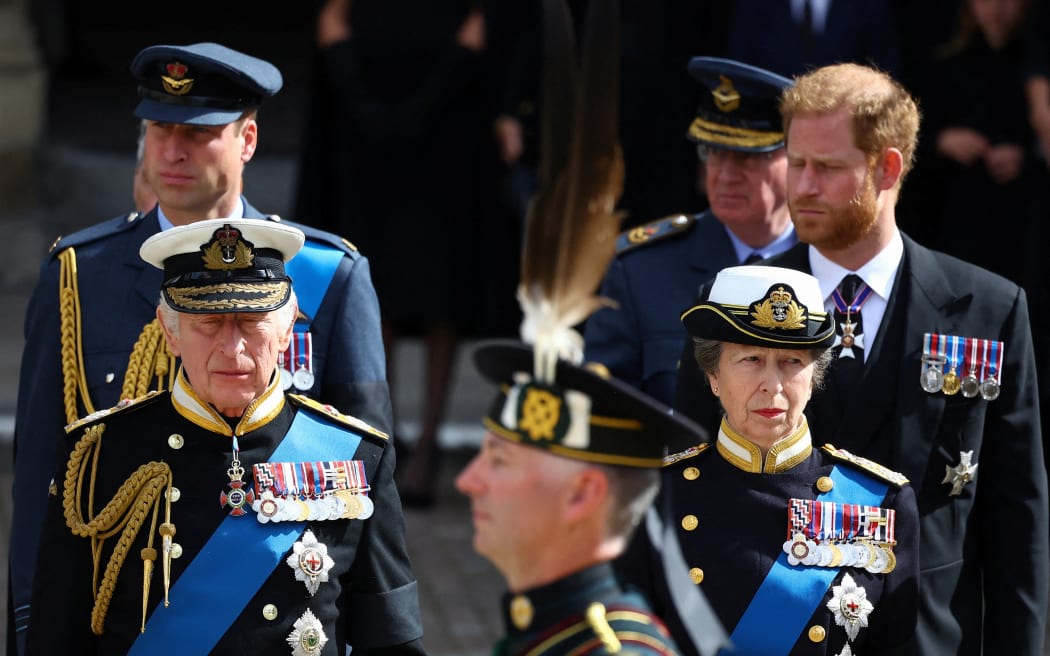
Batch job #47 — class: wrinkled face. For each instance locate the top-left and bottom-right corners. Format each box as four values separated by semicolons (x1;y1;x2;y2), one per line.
704;146;788;234
454;434;576;577
708;343;815;450
143;118;256;223
163;310;292;417
786;109;879;251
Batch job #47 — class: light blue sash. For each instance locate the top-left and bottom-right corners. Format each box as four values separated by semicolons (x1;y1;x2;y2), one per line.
129;410;362;654
286;240;344;324
722;465;888;656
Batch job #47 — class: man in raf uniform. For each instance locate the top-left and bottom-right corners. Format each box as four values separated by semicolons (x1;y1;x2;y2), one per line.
675;63;1049;655
584;57;798;406
10;43;392;650
27;219;423;654
456;338;714;656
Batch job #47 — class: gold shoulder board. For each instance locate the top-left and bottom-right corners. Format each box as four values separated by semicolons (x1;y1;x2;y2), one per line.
663;442;711;467
289;394;389;442
821;444;909;487
64;390;164;434
616;214;695;255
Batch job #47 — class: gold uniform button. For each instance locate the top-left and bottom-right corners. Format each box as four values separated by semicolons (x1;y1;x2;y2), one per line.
167;434;185;450
816;476;834;493
168;487;181;503
688;567;704;584
808;625;826;643
683;467;700;481
262;604;279;621
170;543;183;559
681;515;699;531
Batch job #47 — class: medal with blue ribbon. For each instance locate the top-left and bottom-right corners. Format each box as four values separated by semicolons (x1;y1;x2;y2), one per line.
831;281;874;359
942;335;963;395
980;338;1004;401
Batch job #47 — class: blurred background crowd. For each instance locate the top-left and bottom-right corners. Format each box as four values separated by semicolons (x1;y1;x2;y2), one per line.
3;0;1050;502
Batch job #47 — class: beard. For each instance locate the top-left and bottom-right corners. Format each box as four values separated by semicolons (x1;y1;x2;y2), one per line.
791;170;879;251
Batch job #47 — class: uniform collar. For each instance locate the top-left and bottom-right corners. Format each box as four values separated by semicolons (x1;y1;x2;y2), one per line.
716;417;812;473
501;563;618;636
171;366;285;436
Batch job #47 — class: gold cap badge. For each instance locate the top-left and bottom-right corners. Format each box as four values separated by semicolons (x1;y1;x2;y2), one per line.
161;61;194;96
713;75;741;113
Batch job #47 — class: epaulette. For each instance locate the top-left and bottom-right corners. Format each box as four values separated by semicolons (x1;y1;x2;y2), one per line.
289;394;389;443
663;442;711;467
48;211;146;257
268;215;361;258
821;444;909;487
64;390;164;434
616;214;694;255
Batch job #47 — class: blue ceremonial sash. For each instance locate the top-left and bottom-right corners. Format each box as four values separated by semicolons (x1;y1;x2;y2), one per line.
722;466;888;656
129;410;362;655
286;241;344;325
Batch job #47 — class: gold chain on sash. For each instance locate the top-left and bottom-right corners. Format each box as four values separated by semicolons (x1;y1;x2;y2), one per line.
62;423;175;635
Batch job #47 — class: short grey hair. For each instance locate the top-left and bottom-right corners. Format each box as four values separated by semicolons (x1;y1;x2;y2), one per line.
157;289;299;339
598;464;660;540
692;337;833;390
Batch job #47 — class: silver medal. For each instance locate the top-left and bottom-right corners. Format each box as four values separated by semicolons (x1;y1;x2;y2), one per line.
286;529;335;596
979;378;1000;401
293;367;315;391
920;361;944;393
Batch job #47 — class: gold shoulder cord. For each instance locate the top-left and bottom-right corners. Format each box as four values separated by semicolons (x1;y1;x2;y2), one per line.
122;319;175;400
59;248;176;423
62;423;175;635
586;603;622;653
58;248;96;423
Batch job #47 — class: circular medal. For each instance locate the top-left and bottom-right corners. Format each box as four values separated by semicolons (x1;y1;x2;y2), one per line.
293;367;315;391
340;493;363;520
980;377;1001;401
920;364;944;393
942;370;960;395
960;374;980;398
357;495;375;520
280;368;294;391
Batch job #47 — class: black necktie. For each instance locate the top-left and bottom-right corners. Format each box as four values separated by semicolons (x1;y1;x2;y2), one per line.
833;274;865;381
742;252;763;265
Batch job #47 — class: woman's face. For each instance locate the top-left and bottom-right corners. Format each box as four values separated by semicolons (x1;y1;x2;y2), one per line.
708;343;816;451
970;0;1027;48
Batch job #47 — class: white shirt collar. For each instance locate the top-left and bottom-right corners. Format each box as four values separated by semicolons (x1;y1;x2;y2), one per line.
725;223;798;264
808;228;904;303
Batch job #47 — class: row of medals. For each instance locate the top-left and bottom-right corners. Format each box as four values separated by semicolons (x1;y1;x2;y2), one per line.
255;489;374;523
920;356;1000;400
280;365;315;392
786;534;897;574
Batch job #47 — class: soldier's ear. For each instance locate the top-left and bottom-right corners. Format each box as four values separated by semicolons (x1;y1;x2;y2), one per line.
240;118;258;163
563;467;608;525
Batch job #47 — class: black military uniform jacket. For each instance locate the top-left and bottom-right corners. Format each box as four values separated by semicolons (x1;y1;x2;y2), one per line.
27;371;423;655
496;563;679;656
620;420;919;656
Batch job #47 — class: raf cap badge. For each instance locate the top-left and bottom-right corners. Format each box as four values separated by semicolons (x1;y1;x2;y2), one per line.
713;75;741;113
161;61;193;96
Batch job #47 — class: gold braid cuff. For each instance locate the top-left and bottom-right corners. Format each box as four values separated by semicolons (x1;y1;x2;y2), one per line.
62;423;174;635
59;248;96;423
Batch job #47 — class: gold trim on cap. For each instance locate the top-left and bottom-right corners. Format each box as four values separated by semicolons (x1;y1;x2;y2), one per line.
688;117;784;149
165;282;288;311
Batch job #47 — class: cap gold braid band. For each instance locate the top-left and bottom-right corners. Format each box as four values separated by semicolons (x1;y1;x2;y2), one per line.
687;117;784;149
